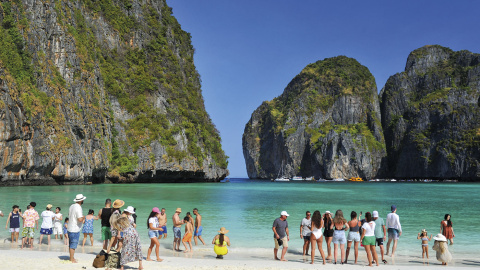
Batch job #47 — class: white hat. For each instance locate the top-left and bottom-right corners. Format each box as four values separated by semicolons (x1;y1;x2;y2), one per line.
372;211;379;218
433;234;447;242
73;194;86;202
325;210;331;214
124;206;135;214
280;211;289;216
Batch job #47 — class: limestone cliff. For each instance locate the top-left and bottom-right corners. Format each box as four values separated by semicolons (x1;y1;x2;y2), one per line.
243;56;386;179
0;0;228;186
380;45;480;180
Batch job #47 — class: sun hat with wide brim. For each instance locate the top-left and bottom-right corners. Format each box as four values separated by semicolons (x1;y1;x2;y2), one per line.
175;208;182;213
218;227;229;234
46;204;53;209
433;233;447;242
124;206;135;214
112;199;125;209
73;194;86;202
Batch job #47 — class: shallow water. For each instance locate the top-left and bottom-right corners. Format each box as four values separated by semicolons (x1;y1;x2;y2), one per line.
0;179;477;258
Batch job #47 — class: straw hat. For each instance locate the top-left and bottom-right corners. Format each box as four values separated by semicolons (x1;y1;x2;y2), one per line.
433;233;447;242
73;194;86;202
218;227;229;234
112;199;125;209
175;208;182;213
46;204;53;209
124;206;135;214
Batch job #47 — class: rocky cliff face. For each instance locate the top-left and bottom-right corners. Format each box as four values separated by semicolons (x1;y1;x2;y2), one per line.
0;0;228;186
380;45;480;180
243;56;386;179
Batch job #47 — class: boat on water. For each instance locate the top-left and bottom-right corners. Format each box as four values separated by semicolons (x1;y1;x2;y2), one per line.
348;177;364;182
291;176;303;181
305;176;315;181
332;178;345;182
274;161;290;182
316;178;327;182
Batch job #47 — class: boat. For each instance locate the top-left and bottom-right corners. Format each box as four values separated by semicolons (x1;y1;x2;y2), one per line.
274;161;290;182
305;176;315;181
348;177;364;182
291;176;303;181
332;178;345;182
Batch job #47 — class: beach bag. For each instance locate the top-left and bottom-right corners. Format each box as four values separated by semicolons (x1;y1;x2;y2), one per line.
105;249;121;269
92;250;107;268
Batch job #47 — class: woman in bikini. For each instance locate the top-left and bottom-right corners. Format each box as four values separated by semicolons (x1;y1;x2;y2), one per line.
331;209;349;264
345;211;361;264
323;211;334;260
310;210;326;265
417;229;432;259
440;214;454;245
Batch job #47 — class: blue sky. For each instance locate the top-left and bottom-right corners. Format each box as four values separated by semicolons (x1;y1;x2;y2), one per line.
167;0;480;178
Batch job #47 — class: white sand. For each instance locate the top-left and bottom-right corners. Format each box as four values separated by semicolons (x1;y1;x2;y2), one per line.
0;240;477;269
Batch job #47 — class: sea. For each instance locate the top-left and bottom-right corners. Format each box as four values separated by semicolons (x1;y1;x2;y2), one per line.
0;178;478;261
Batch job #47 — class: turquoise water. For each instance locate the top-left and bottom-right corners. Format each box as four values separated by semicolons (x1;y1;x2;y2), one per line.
0;179;478;258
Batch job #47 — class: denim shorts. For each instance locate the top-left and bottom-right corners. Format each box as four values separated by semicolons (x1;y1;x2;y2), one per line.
388;228;399;240
347;231;360;242
173;227;181;239
68;232;80;249
332;230;346;245
148;230;159;239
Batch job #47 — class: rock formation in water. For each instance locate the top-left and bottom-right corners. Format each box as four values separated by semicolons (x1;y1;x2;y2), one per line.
243;56;386;180
0;0;228;186
380;45;480;180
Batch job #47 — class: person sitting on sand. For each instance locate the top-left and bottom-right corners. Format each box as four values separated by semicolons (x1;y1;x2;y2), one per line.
182;216;193;252
432;234;452;265
417;229;432;259
212;227;230;259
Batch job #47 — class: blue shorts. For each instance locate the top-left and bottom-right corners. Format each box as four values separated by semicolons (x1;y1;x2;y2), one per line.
388;228;399;240
40;228;53;235
173;227;181;239
148;230;159;239
347;231;360;242
68;232;80;249
194;226;203;236
158;226;167;235
332;230;346;245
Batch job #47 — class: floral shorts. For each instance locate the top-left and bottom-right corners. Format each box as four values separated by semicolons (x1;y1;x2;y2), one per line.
22;227;35;238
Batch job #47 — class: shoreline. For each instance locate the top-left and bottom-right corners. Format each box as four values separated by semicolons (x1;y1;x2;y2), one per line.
0;240;477;269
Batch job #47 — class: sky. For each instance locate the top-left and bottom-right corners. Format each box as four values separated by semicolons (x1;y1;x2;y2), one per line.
167;0;480;178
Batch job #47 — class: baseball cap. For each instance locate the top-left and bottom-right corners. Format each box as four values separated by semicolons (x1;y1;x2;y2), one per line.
391;205;397;211
280;211;290;216
372;211;379;218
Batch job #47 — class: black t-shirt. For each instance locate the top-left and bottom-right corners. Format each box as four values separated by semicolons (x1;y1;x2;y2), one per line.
101;207;113;227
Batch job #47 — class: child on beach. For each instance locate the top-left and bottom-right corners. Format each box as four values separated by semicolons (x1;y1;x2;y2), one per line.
417;229;432;259
432;234;452;265
82;209;98;246
63;218;69;245
5;205;21;243
53;207;63;240
182;216;193;253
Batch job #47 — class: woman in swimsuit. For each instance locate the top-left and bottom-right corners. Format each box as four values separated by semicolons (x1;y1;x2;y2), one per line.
417;229;432;259
212;227;230;259
345;211;361;264
310;210;326;265
322;211;334;260
440;214;454;245
331;209;349;264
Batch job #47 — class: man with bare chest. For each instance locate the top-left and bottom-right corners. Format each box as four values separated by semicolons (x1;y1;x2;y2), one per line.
158;208;167;239
193;208;205;245
172;208;184;251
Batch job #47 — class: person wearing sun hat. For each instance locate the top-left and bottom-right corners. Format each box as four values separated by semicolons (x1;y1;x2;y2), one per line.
68;194;86;263
123;206;136;227
273;210;290;261
172;208;185;251
432;233;452;265
39;204;55;246
212;227;231;259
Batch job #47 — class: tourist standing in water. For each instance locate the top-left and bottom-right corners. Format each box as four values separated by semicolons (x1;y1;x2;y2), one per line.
361;212;379;266
172;208;184;251
323;211;334;260
332;209;349;264
193;208;206;245
310;210;326;265
97;198;112;250
300;211;311;256
53;207;63;240
22;202;39;249
39;204;55;245
272;211;290;261
182;216;193;253
345;211;361;264
441;214;454;245
158;208;167;239
373;210;387;264
386;205;402;256
82;209;98;246
68;194;86;263
212;227;230;259
5;205;21;243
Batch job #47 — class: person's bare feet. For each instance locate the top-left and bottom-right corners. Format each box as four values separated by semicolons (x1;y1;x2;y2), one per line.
311;262;314;264
70;259;78;263
156;258;163;262
146;258;153;261
274;257;280;260
183;250;189;253
280;258;288;262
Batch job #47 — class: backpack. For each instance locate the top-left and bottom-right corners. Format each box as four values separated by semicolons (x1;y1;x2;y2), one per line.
105;249;121;269
92;250;107;268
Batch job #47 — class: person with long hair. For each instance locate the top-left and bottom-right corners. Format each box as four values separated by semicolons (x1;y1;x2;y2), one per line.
310;210;326;264
146;208;163;262
345;211;361;264
323;211;334;260
432;233;452;265
440;214;454;245
81;209;98;246
212;227;231;259
331;209;349;264
110;217;143;270
360;212;379;267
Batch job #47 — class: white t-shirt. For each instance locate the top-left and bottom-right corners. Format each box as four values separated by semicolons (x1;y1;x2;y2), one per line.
386;212;402;232
362;221;376;237
54;213;63;224
148;217;159;233
301;218;312;236
41;210;55;229
67;203;84;233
